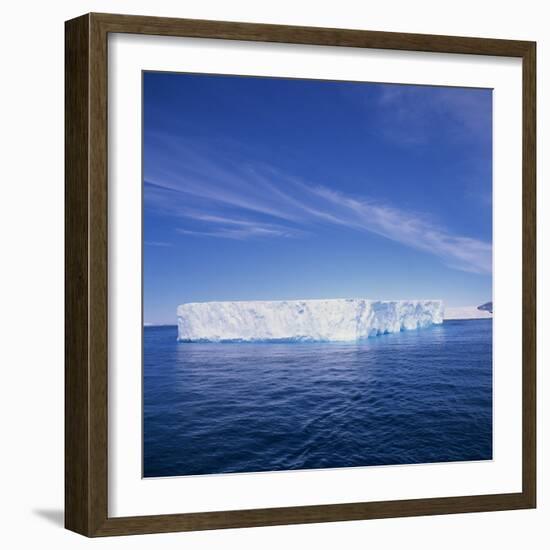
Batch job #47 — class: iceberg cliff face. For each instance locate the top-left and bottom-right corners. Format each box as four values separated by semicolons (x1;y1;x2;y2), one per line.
177;299;443;342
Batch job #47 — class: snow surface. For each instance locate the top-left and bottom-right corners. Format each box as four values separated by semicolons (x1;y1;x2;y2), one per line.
444;306;493;320
177;299;443;342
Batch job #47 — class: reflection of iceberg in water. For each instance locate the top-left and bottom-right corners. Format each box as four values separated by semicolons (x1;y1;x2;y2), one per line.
177;299;443;343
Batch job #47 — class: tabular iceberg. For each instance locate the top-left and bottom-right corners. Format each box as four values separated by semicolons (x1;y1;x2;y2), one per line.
177;299;443;342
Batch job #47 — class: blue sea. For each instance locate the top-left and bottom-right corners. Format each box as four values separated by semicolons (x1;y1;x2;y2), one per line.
143;320;492;477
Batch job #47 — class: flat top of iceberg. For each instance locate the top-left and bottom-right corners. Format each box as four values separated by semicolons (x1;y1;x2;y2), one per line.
178;298;443;310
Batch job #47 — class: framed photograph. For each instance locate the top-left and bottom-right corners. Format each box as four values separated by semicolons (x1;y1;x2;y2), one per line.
65;13;536;537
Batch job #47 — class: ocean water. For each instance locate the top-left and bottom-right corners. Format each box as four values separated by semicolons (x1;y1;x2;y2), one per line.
143;320;492;477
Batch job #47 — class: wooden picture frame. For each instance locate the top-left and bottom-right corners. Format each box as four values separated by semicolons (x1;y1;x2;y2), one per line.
65;12;536;537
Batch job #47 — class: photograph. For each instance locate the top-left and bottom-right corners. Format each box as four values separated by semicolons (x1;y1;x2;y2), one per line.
142;71;493;478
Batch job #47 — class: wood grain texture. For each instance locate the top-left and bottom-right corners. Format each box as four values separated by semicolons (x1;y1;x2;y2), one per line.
65;14;91;536
88;13;110;535
65;12;537;537
521;42;537;508
92;493;532;536
92;12;533;56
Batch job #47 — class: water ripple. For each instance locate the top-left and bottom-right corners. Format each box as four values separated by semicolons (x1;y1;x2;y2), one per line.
144;320;492;477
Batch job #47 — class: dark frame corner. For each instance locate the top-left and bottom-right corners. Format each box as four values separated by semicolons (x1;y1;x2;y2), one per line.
65;12;536;537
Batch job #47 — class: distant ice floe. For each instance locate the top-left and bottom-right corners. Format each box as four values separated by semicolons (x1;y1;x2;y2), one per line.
444;305;493;320
177;299;443;343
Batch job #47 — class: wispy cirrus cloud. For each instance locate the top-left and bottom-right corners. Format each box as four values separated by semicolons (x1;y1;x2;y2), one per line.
307;185;491;274
176;213;308;240
371;84;493;148
144;135;491;275
177;226;300;240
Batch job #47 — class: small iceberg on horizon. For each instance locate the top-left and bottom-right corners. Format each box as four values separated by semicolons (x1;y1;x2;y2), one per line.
177;298;443;343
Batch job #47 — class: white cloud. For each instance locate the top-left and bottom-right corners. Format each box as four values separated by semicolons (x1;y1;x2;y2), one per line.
144;139;491;274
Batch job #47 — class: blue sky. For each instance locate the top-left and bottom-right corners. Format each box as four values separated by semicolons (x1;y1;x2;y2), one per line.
143;72;492;324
